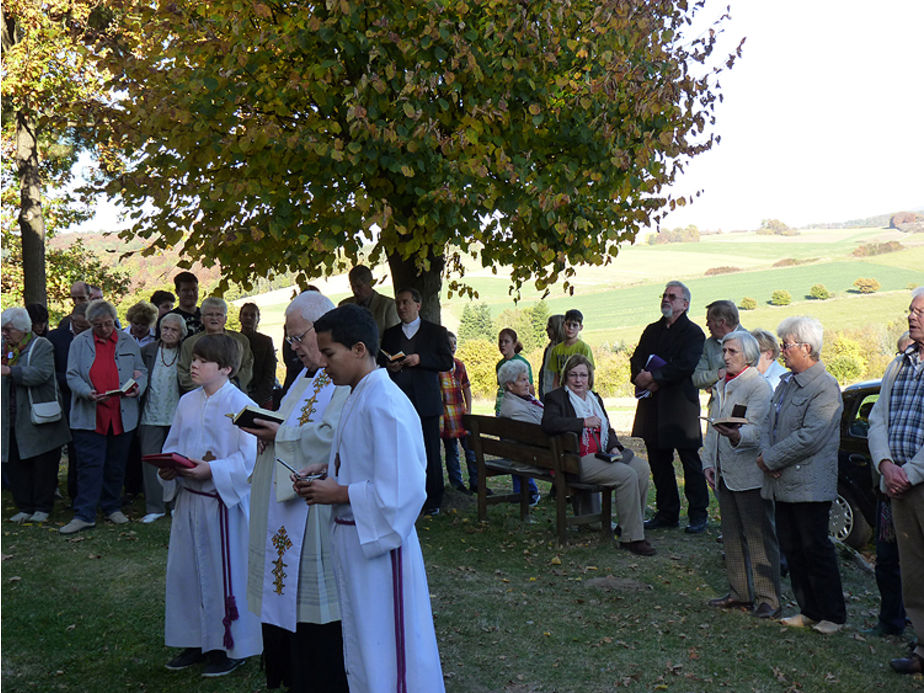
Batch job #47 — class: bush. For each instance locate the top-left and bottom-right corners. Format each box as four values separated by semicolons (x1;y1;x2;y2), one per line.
739;297;757;311
852;241;904;257
770;289;791;306
455;339;501;399
853;278;881;294
809;283;832;300
772;258;799;267
591;347;634;398
704;266;741;276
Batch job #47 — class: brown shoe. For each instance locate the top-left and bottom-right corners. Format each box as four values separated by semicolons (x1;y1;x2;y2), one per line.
708;594;752;609
620;540;656;556
890;653;924;675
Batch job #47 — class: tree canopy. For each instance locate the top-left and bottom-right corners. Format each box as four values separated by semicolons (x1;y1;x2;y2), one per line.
99;0;739;318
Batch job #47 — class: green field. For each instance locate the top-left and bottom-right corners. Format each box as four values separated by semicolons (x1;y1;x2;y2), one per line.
237;227;923;354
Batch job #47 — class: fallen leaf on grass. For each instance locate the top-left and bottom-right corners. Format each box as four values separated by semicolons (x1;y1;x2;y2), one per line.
65;624;76;631
87;554;101;559
1;553;12;561
550;556;561;565
8;575;22;583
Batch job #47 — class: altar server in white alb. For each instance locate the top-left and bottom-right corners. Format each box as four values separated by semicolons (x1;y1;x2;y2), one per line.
295;303;444;693
158;334;262;678
242;291;350;692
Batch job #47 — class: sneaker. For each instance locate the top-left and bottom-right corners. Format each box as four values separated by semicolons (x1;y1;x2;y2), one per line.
9;512;32;524
201;653;246;678
529;493;541;508
59;518;96;535
644;516;679;530
812;620;843;635
107;510;130;524
141;512;166;524
780;613;817;628
29;511;50;523
165;647;204;671
685;520;708;534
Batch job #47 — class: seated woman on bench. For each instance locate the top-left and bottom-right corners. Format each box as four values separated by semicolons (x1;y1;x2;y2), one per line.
541;354;656;557
496;358;544;506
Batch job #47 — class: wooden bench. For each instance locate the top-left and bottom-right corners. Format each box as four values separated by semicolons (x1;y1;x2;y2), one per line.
463;414;615;545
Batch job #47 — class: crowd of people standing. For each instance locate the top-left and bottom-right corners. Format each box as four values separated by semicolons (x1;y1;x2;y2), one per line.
2;269;922;684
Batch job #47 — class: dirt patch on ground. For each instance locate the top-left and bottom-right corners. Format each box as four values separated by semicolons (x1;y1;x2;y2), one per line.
583;575;648;592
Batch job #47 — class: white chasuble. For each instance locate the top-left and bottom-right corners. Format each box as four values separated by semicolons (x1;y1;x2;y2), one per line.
247;367;347;631
329;368;445;693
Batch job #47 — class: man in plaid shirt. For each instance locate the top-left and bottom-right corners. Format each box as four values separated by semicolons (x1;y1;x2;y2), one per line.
439;332;478;494
869;287;924;675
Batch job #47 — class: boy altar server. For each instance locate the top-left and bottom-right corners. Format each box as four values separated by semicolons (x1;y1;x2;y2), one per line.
158;334;262;677
295;303;444;693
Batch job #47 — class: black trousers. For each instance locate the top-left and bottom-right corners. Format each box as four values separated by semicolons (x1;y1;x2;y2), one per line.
775;500;846;624
420;414;444;511
262;621;348;692
8;434;61;515
645;445;708;524
874;498;906;632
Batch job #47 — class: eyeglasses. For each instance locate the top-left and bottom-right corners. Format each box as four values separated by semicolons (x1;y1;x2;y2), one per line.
779;341;804;351
909;306;924;318
285;325;314;346
661;293;684;301
92;320;115;328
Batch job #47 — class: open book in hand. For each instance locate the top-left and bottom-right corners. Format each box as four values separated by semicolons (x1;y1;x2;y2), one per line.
701;404;749;427
142;453;195;470
380;349;406;362
230;404;285;429
103;378;136;397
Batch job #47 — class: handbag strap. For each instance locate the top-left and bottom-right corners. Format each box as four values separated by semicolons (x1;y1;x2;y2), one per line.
24;338;59;408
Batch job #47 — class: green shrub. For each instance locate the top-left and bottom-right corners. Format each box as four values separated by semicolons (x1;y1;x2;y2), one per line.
739;297;757;311
853;278;880;294
770;289;791;306
823;334;868;385
455;338;501;399
458;302;494;343
809;283;832;300
826;354;865;384
591;347;634;398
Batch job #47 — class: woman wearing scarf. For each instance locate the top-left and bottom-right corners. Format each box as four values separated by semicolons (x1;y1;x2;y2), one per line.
2;307;71;523
541;354;655;556
702;331;781;619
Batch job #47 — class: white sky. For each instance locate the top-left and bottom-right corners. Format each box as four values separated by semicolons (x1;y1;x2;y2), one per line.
71;1;924;235
662;0;924;230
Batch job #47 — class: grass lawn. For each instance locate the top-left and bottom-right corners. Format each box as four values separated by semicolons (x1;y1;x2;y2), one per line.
3;449;921;693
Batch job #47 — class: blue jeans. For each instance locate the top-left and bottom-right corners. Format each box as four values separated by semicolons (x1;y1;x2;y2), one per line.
512;476;539;496
443;437;478;488
71;429;134;522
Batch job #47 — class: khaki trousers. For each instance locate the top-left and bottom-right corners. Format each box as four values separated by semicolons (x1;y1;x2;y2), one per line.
578;450;650;542
892;483;924;658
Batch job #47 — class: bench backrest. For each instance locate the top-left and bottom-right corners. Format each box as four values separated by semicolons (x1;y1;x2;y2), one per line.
464;414;582;475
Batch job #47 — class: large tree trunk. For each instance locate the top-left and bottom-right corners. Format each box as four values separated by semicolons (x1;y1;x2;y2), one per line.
387;248;445;324
16;110;48;307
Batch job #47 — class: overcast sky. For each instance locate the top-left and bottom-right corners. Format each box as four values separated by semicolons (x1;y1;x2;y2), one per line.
72;1;923;235
661;0;924;231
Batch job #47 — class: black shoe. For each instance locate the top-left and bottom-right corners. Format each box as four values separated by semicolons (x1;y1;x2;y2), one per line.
753;603;782;619
165;647;204;671
708;594;752;610
685;520;708;534
862;623;904;638
644;516;679;530
421;506;440;517
201;653;246;678
890;653;923;675
450;482;471;495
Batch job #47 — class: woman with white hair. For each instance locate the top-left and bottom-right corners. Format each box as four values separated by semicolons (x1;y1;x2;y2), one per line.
60;300;147;534
497;358;544;424
2;307;71;522
757;316;846;634
703;331;781;618
137;312;187;523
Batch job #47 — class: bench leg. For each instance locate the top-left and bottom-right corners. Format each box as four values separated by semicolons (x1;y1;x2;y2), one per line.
601;489;613;543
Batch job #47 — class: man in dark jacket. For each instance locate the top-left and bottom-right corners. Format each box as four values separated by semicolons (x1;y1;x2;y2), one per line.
630;280;709;533
378;288;453;515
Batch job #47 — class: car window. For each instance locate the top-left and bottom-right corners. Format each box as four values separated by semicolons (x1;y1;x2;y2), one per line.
847;393;879;438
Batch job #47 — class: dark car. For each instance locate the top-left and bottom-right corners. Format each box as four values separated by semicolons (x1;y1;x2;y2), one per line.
828;380;880;549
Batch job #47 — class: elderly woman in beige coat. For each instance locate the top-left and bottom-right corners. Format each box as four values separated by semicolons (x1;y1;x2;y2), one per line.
703;331;780;618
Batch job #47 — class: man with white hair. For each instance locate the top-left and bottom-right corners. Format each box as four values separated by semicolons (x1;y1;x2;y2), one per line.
177;297;253;393
242;291;350;691
693;299;745;393
630;280;709;534
869;288;924;675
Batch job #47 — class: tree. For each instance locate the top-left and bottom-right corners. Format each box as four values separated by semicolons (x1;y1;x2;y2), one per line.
770;289;791;306
457;302;494;343
1;1;115;305
100;0;739;320
853;278;880;294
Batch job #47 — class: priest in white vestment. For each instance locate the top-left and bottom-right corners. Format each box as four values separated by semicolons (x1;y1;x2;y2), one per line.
296;304;445;693
159;333;262;677
243;291;350;691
